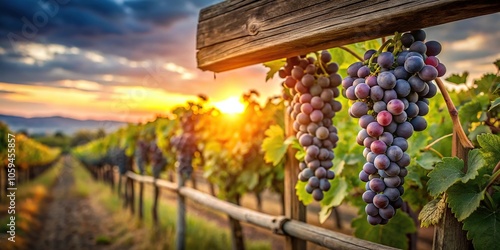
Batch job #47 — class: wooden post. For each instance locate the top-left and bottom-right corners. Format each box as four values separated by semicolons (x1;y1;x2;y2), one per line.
284;111;306;250
123;175;129;208
139;180;144;220
176;171;187;250
152;179;159;225
432;132;472;250
130;176;135;215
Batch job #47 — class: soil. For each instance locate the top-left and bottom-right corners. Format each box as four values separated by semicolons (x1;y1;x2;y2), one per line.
28;157;111;250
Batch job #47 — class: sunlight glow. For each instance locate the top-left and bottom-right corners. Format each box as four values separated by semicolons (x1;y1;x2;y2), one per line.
213;97;245;115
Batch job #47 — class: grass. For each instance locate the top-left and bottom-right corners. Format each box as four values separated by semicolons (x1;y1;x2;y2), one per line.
71;157;271;250
0;157;63;250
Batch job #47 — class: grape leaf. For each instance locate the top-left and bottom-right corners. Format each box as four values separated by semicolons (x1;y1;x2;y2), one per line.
490;97;500;111
474;73;498;96
462;149;485;183
416;152;440;170
447;181;485;221
352;211;416;250
477;134;500;168
295;181;313;206
459;96;489;124
261;125;292;166
446;72;469;85
427;157;464;196
427;150;484;196
263;59;285;81
468;125;491;143
463;206;500;250
319;177;348;224
418;197;446;227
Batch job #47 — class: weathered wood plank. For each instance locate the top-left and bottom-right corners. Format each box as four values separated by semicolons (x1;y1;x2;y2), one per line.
284;110;306;250
197;0;500;72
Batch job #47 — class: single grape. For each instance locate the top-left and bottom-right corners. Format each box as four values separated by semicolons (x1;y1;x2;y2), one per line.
418;65;438;81
374;154;391;170
409;41;427;55
379;205;395;220
363;162;378;175
362;190;377;203
387;99;405;115
425;41;442;56
404;56;425;73
387;145;404;161
320;178;331;191
395;122;414;139
401;33;414;47
410;116;427;131
365;204;379;216
377;71;397;89
312;188;324;201
366;122;384;137
377;52;395;68
370;140;387;154
394;79;411;97
373;194;390;208
367;215;383;225
376;111;393;126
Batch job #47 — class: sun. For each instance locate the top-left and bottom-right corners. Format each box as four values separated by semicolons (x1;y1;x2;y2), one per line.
213;97;245;114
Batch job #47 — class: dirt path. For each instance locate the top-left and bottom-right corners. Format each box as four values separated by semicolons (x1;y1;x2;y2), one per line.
29;156;110;250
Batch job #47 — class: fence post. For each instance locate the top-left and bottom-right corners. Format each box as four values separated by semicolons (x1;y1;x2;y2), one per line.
432;132;472;250
130;175;135;215
152;178;159;225
176;170;187;250
284;111;307;250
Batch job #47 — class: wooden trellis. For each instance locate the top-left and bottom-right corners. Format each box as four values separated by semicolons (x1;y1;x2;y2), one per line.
196;1;500;250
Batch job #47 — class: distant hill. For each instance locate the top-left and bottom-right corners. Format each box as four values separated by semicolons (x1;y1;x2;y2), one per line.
0;114;126;135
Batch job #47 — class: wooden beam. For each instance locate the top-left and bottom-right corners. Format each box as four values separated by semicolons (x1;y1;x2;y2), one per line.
284;110;306;250
196;0;500;72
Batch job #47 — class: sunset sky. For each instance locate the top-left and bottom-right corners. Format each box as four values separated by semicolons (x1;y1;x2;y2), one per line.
0;1;499;123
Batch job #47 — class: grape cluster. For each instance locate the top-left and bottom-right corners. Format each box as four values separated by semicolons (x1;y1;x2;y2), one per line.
149;141;167;178
135;139;149;175
343;30;444;225
171;111;198;177
279;51;342;201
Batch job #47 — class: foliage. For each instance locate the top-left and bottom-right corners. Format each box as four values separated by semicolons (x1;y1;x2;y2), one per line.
0;122;61;169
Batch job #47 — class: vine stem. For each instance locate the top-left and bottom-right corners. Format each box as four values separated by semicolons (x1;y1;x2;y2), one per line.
423;133;453;150
435;77;474;149
338;46;363;61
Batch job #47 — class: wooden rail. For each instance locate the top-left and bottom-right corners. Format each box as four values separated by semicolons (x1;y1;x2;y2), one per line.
124;171;397;250
196;0;500;72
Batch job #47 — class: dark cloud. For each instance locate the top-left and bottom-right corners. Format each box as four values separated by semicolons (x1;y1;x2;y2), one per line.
0;89;19;94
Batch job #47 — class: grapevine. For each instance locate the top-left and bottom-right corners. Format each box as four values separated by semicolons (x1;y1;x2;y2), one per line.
343;30;445;225
279;51;342;201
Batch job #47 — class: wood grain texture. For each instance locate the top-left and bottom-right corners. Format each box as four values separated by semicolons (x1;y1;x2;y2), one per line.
432;132;472;250
197;0;500;72
284;111;306;250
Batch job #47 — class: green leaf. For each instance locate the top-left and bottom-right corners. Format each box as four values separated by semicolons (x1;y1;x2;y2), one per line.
319;177;348;224
468;125;492;142
463;206;500;250
459;96;489;124
477;134;500;168
495;59;500;71
428;150;484;196
427;157;464;196
416;152;440;170
295;181;313;206
419;197;446;227
462;149;485;183
263;59;285;81
261;125;290;166
352;211;416;249
490;97;500;111
474;73;499;95
447;181;485;221
446;72;469;85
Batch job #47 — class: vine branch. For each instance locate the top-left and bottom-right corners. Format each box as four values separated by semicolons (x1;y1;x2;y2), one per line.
338;46;363;61
435;77;474;149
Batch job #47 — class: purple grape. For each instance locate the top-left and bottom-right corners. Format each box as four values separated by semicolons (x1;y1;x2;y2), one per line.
425;41;442;56
384;176;402;188
320;178;331;191
312;188;324;201
410;116;427;131
417;101;429;116
368;215;383;225
409;41;427;55
363;190;377;203
379;205;395;220
355;83;371;99
377;71;397;89
359;115;376;129
347;62;364;77
366;122;384;137
397;153;411;167
387;99;405;115
404;56;425;73
377;52;395;68
365;204;379;216
364;49;377;60
395;122;414;139
395;79;411;97
374;154;390;170
363;162;378;175
411;30;426;41
369;178;386;193
418;65;438;81
350;102;369;118
384;187;400;201
370;85;384;101
373;194;390;208
401;33;414;47
387;145;404;161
